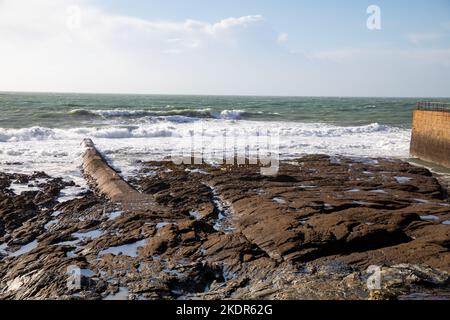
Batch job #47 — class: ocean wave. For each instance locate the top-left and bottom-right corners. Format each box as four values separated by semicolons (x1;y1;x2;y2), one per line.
0;126;57;142
0;121;412;182
67;108;265;121
68;108;213;119
68;109;102;117
280;122;391;137
218;109;247;120
0;122;406;143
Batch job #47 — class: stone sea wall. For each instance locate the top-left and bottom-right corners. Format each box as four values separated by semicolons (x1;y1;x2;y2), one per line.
410;110;450;168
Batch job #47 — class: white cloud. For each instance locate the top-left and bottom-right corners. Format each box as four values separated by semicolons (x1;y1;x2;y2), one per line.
211;15;263;33
407;32;442;44
0;0;449;97
0;0;270;93
0;1;264;53
302;46;450;67
277;33;288;44
303;48;364;63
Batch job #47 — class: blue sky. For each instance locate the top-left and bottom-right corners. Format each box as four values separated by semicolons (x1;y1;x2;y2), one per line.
0;0;449;96
92;0;450;50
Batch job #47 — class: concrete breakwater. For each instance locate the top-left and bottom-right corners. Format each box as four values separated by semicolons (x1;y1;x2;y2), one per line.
81;138;158;212
410;103;450;168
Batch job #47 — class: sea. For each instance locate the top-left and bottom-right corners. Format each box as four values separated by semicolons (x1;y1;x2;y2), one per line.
1;92;449;186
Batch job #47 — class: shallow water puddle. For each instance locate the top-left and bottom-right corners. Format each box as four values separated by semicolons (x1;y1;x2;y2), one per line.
299;218;309;225
104;287;129;300
72;229;103;241
420;215;440;222
54;229;103;248
156;222;176;229
252;188;265;195
370;189;387;194
185;168;209;175
414;199;430;204
189;210;202;220
98;239;146;257
80;269;96;277
329;157;341;164
44;219;59;230
0;243;8;255
141;170;158;178
57;185;86;203
9;240;39;257
107;211;123;220
52;210;62;217
10;183;40;195
394;176;412;184
442;220;450;225
56;239;80;247
163;268;183;277
66;250;77;257
199;184;235;233
356;158;379;165
298;185;317;189
210;188;235;233
273;197;287;204
353;201;377;206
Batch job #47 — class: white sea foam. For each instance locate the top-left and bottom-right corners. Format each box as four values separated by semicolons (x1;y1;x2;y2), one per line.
0;127;57;142
0;121;404;142
219;109;246;120
0;119;411;184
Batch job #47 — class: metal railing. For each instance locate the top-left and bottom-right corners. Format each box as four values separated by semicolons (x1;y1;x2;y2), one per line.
416;101;450;112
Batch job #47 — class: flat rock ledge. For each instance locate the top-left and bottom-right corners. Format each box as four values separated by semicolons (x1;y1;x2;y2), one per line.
0;155;449;300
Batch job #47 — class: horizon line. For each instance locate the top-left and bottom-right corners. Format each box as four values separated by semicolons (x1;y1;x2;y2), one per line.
1;90;450;100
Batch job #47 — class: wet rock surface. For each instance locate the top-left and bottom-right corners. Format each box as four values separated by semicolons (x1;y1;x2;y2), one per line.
1;155;449;300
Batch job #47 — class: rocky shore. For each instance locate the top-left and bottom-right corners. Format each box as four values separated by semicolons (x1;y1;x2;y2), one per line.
0;155;449;300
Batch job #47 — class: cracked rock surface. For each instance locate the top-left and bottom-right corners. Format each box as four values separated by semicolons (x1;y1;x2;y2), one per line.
1;155;449;300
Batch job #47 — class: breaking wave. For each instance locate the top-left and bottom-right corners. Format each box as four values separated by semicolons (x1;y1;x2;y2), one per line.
0;121;407;142
0;121;411;181
68;108;252;120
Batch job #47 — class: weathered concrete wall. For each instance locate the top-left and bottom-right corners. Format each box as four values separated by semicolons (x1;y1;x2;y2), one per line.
410;110;450;168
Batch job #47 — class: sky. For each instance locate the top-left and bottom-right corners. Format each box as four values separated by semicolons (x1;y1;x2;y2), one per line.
0;0;450;97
